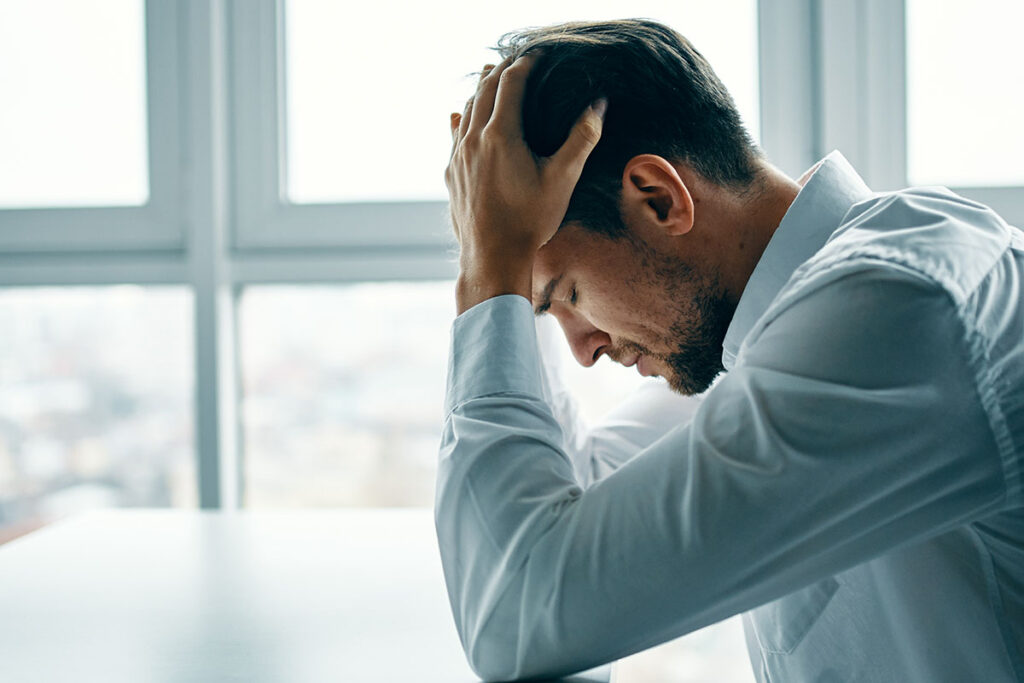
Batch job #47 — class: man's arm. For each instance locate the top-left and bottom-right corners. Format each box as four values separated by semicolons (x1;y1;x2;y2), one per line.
436;266;1006;680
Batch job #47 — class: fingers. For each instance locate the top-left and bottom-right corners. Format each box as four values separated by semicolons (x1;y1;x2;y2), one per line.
448;65;496;184
455;64;496;143
549;98;607;179
489;53;537;137
457;95;474;142
467;58;510;137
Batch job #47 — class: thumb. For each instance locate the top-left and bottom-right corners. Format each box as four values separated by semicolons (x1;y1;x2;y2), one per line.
549;98;607;180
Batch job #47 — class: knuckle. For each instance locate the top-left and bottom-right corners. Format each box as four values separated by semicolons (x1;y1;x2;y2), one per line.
480;126;506;148
457;136;478;159
577;120;602;146
507;59;530;75
498;67;520;85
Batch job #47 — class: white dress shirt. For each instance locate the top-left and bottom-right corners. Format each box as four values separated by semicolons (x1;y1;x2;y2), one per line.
436;151;1024;682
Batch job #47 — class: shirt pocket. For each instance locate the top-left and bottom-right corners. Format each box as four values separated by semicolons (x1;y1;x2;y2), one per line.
749;576;840;655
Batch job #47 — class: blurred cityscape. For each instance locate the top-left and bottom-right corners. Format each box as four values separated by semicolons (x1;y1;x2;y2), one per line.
239;282;455;508
0;286;195;542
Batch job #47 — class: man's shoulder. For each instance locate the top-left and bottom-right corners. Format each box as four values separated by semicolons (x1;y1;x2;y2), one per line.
806;186;1014;304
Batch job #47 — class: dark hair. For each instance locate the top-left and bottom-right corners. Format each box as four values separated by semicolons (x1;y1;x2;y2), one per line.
497;19;762;238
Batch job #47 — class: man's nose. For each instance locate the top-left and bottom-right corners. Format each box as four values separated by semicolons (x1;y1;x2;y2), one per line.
560;317;612;367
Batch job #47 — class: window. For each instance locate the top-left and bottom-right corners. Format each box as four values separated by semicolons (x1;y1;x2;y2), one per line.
906;0;1024;187
0;287;195;538
0;0;181;254
0;0;149;208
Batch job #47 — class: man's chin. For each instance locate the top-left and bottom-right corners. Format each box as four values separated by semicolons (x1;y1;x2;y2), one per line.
663;353;725;396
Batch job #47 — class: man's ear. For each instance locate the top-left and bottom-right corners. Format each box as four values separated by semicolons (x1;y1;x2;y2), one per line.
621;154;694;236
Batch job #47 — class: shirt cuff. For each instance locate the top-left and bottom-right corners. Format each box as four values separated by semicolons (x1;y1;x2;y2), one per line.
445;294;544;414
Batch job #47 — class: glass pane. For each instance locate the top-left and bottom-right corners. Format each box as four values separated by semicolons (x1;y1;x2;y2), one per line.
906;0;1024;187
239;283;674;507
0;0;149;208
0;287;195;545
239;283;453;507
284;0;759;203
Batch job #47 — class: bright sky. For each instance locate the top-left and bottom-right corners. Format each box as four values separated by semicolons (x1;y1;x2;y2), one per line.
0;0;148;208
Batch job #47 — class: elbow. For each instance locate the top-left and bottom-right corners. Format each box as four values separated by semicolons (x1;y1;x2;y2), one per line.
465;638;518;682
460;612;574;682
453;599;525;681
462;630;544;682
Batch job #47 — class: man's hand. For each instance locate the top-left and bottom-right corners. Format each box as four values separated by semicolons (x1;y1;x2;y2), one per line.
445;55;606;314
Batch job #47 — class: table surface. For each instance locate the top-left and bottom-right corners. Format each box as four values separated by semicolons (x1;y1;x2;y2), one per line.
0;509;611;683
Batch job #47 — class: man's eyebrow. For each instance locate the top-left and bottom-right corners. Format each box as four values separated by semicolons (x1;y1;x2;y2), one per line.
533;275;562;316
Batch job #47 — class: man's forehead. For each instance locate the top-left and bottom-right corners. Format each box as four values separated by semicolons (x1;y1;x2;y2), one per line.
531;222;607;313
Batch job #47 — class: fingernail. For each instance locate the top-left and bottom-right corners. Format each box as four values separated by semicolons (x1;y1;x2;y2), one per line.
592;98;608;121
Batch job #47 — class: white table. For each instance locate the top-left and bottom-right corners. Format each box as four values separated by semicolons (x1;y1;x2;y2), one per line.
0;509;611;682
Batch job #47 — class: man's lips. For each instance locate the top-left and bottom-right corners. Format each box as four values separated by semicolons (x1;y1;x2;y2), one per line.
614;353;656;377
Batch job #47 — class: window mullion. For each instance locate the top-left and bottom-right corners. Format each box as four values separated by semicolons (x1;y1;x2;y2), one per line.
817;0;907;190
863;0;907;190
182;0;241;509
757;0;820;179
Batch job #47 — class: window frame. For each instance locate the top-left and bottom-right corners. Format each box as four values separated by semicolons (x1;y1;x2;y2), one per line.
815;0;1024;223
0;0;184;254
228;0;452;253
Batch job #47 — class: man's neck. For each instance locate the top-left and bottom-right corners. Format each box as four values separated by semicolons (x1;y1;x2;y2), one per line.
717;163;801;306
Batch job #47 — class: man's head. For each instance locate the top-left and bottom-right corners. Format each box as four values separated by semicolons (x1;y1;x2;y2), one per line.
500;20;786;395
498;19;762;238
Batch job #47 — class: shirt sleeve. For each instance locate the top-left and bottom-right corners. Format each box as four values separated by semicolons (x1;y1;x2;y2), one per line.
435;265;1007;681
535;314;703;487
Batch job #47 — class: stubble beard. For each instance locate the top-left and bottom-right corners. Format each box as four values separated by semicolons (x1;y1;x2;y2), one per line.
629;243;735;396
662;279;733;395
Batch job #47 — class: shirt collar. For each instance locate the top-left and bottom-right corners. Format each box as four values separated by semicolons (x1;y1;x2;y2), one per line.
720;150;873;370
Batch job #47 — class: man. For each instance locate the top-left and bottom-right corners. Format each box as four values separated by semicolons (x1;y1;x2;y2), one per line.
438;19;1024;682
